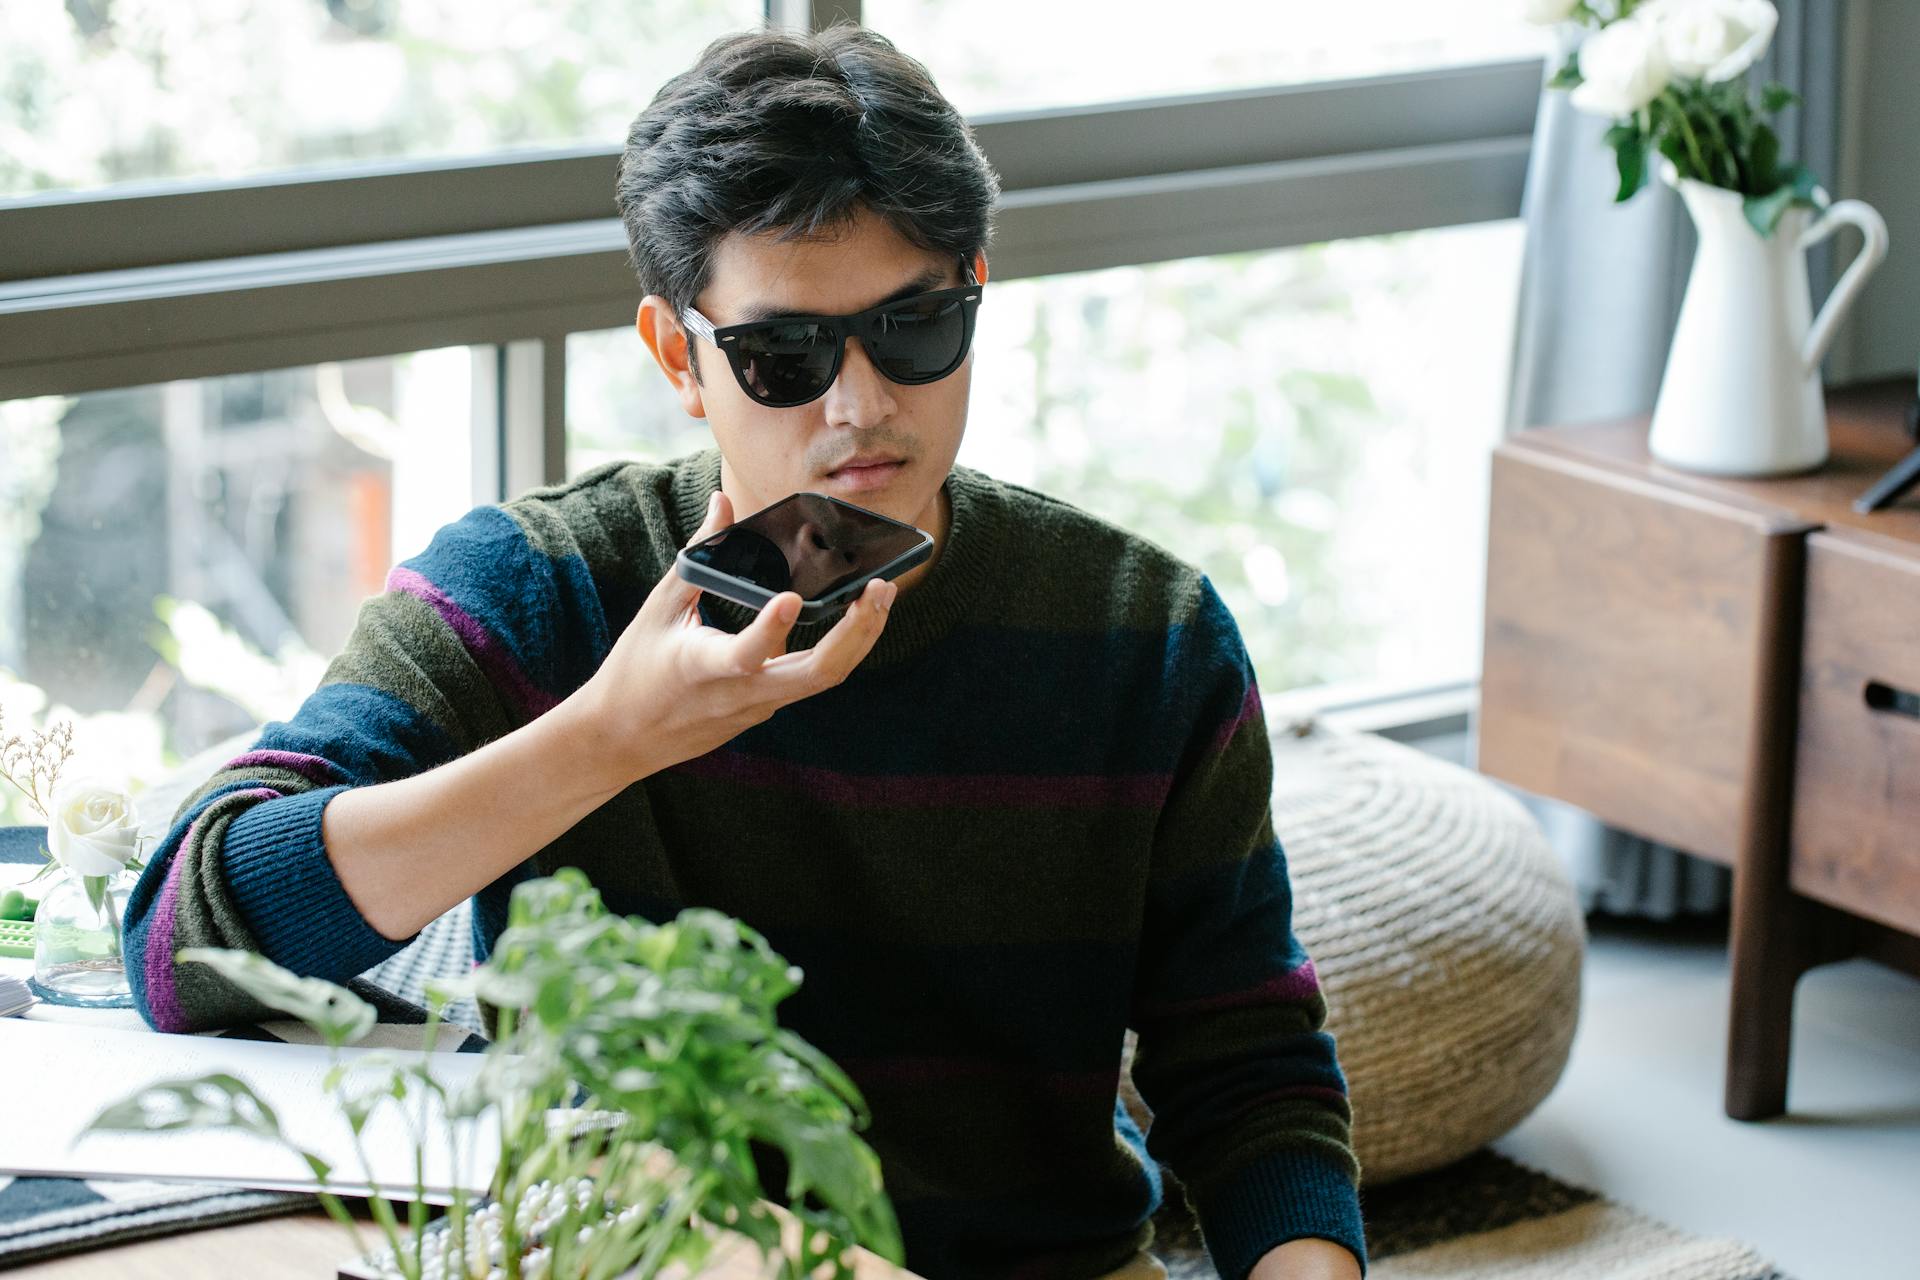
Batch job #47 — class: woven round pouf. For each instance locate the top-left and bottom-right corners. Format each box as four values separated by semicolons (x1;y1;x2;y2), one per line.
1122;718;1585;1187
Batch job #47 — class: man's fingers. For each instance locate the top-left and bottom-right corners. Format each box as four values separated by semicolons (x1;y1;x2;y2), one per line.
703;590;803;677
696;489;734;541
756;577;895;694
646;490;734;624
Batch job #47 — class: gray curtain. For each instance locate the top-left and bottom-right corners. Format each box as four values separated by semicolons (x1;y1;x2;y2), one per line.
1494;1;1845;919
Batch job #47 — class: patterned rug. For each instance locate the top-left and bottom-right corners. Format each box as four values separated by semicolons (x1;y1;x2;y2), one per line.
1151;1149;1794;1279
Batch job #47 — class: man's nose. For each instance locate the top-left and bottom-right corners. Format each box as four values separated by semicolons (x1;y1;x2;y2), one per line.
822;336;898;427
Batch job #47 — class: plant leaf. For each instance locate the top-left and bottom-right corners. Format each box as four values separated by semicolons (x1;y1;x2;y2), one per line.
1744;183;1796;237
1761;81;1800;114
86;1073;284;1143
1604;121;1647;201
177;948;376;1047
1547;51;1582;90
1750;122;1780;193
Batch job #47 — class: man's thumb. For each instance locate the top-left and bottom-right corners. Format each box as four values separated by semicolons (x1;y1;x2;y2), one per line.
654;489;733;621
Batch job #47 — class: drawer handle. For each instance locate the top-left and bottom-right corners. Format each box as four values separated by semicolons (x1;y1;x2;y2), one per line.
1864;680;1920;720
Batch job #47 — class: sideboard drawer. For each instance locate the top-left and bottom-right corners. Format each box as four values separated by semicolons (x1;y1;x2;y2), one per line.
1478;441;1809;866
1791;530;1920;934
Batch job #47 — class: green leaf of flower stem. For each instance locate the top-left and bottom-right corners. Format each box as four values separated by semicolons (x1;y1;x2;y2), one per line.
1547;51;1581;90
1603;120;1648;201
86;1074;285;1142
82;874;107;915
1762;81;1801;114
1744;187;1794;236
177;948;376;1048
1744;164;1829;237
1751;123;1781;193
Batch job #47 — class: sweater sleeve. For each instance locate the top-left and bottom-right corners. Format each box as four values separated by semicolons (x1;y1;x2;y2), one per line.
122;501;608;1033
1128;577;1367;1280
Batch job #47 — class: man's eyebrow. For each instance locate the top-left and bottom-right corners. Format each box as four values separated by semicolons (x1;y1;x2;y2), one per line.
732;266;950;325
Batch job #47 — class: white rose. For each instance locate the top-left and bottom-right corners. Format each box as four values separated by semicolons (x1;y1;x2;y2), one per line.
1522;0;1581;23
1569;17;1672;116
1638;0;1777;82
48;777;141;878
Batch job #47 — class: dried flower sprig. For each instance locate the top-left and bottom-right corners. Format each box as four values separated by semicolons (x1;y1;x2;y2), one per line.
0;704;75;819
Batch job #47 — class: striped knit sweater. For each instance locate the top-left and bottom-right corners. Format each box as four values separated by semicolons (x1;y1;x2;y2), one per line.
121;448;1367;1280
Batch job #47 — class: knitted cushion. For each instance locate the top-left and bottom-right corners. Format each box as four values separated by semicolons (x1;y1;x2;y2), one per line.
1122;719;1586;1187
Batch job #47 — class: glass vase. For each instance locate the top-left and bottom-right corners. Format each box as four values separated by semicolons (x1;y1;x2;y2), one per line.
30;870;135;1008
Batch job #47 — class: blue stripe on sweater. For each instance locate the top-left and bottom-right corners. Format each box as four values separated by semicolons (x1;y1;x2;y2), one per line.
257;682;464;786
398;505;609;707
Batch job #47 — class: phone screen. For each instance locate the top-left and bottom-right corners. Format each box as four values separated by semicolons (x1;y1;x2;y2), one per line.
682;492;927;601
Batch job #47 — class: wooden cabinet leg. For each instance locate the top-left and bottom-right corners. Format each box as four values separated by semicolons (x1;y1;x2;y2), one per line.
1725;845;1805;1121
1725;532;1812;1123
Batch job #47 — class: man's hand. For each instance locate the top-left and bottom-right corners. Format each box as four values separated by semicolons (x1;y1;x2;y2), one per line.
1247;1236;1363;1280
571;488;896;789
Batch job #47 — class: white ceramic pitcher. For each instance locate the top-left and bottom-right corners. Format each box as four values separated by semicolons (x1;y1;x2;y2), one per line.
1647;159;1889;477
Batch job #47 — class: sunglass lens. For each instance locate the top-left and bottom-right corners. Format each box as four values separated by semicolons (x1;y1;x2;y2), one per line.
870;296;969;383
734;321;837;405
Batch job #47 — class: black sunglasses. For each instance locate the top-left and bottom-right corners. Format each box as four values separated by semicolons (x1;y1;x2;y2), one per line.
681;268;984;409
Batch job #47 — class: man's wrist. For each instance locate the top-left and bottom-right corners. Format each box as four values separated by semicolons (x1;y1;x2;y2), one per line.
549;683;648;798
1246;1236;1364;1280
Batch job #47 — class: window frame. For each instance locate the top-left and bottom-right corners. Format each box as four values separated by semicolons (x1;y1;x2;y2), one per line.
0;0;1543;717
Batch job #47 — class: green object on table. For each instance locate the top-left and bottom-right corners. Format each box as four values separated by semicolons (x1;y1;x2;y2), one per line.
0;918;34;958
0;887;34;921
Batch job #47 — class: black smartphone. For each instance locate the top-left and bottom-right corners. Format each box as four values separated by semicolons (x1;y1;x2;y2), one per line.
675;491;934;623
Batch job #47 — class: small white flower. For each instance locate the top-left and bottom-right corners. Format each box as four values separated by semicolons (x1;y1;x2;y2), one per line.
1569;17;1673;116
47;776;141;878
1522;0;1582;23
1638;0;1778;82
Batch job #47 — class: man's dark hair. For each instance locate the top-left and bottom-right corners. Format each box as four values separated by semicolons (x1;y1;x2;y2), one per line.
615;23;1000;377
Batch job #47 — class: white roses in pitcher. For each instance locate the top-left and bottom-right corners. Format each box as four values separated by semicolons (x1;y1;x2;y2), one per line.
1642;0;1778;83
1567;15;1671;115
1536;0;1778;114
1526;0;1823;236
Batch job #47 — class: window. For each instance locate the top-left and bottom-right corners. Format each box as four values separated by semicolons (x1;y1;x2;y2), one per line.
565;328;715;478
4;1;1541;726
2;0;764;195
958;221;1523;695
865;0;1552;114
0;348;481;818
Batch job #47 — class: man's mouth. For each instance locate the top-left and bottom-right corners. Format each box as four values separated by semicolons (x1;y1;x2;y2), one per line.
825;457;906;490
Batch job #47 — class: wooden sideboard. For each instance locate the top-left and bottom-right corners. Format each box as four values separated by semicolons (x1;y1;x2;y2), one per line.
1477;376;1920;1121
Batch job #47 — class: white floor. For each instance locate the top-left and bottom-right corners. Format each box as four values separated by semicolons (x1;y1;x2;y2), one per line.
1489;910;1920;1280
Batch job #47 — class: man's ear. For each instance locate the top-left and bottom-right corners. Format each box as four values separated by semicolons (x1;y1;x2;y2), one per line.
636;295;708;419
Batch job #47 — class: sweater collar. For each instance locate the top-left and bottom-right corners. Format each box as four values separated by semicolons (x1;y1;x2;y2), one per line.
666;448;1004;668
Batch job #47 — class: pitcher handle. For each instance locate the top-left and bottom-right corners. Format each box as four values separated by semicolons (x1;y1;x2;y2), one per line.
1800;198;1889;377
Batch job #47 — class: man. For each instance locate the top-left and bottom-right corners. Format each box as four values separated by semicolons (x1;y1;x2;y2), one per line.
123;23;1367;1280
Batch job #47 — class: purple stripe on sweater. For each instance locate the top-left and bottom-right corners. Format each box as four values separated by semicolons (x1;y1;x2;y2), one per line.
1135;958;1320;1021
837;1056;1121;1098
142;833;196;1033
220;750;344;785
1238;1083;1351;1110
668;749;1171;809
386;565;558;721
143;787;284;1034
1209;679;1262;755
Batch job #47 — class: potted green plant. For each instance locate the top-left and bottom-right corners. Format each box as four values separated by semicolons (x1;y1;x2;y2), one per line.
88;869;904;1280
